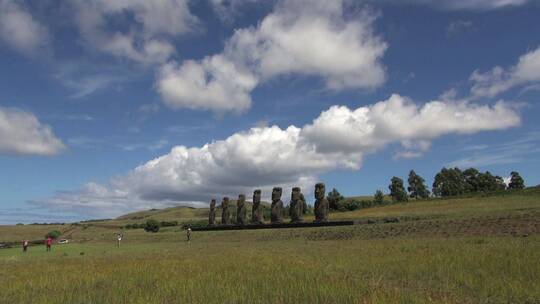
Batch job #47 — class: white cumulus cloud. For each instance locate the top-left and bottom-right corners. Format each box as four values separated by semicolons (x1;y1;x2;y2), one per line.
36;94;520;217
301;94;520;155
470;46;540;98
157;55;258;112
0;107;65;155
225;0;387;89
0;0;49;55
72;0;198;64
156;0;388;113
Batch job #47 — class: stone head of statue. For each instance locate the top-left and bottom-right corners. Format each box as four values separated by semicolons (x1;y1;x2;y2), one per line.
271;187;282;201
291;187;301;201
210;199;216;209
237;194;245;208
315;183;326;200
222;197;229;208
253;189;261;204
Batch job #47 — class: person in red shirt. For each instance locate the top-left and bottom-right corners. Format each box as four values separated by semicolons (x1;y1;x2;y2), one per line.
22;240;28;252
45;237;52;252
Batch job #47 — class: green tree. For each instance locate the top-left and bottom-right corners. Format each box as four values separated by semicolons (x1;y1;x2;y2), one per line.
373;190;384;205
476;171;505;192
389;177;408;202
463;168;506;193
432;167;467;197
463;168;480;193
407;170;430;199
508;171;525;190
494;175;507;191
144;219;160;233
327;188;344;210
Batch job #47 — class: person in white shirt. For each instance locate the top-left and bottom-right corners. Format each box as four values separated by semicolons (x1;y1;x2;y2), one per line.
116;233;123;247
186;228;192;242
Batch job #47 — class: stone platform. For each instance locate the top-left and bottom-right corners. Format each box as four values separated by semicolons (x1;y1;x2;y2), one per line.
191;220;354;231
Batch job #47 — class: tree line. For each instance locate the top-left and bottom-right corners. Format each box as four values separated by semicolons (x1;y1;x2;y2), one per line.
389;168;525;202
328;168;525;211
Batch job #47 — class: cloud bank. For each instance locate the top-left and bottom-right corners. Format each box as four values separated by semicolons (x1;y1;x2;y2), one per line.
36;94;520;217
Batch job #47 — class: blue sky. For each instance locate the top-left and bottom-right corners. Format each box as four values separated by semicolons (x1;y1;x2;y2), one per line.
0;0;539;224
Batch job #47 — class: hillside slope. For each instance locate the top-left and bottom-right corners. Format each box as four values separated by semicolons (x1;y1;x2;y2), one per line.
1;188;539;244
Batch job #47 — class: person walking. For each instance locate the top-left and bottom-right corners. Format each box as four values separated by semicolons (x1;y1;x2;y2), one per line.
116;233;123;247
22;240;28;252
186;227;192;242
45;236;52;252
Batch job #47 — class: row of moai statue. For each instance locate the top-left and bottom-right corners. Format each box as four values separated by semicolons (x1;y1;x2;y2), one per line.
208;183;330;226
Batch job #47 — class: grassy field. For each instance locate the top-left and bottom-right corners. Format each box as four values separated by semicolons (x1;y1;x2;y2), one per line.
1;234;538;303
1;189;540;303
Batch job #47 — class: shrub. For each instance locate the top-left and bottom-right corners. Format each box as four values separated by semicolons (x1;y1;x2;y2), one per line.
124;223;145;229
327;188;345;210
336;200;349;212
144;219;160;233
374;190;384;205
334;199;374;212
160;221;178;227
181;219;207;229
45;230;62;239
362;200;374;209
344;200;360;211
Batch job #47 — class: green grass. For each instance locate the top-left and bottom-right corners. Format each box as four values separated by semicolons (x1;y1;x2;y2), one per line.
1;235;539;303
332;189;540;221
1;189;539;303
0;224;67;243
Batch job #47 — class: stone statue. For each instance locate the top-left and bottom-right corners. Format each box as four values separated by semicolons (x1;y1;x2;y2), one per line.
236;194;247;225
221;197;230;225
289;187;304;223
314;183;329;223
270;187;283;224
251;189;264;224
208;199;216;226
